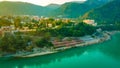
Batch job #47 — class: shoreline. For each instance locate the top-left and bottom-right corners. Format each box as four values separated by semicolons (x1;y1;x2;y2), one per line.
0;31;113;58
17;32;111;58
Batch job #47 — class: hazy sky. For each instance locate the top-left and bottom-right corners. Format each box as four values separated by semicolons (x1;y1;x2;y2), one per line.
0;0;86;6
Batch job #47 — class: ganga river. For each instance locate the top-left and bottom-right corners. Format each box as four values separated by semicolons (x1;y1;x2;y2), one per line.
0;33;120;68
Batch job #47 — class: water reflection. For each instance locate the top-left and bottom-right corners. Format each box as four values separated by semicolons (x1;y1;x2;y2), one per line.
0;46;88;68
98;33;120;60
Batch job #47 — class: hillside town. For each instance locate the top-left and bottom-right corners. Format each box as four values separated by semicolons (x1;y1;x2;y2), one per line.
0;15;107;57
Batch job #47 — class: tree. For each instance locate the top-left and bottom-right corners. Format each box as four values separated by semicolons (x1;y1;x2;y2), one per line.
0;33;16;53
0;33;32;53
35;37;53;48
14;16;22;29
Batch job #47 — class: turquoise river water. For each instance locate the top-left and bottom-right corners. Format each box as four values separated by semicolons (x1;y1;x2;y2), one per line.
0;33;120;68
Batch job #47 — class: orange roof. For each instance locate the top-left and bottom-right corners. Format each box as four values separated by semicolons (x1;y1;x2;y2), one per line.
53;40;83;48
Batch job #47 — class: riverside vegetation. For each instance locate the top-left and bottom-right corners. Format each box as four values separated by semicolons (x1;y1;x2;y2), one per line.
0;16;96;57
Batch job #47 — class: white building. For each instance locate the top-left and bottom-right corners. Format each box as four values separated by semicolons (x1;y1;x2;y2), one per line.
83;19;97;26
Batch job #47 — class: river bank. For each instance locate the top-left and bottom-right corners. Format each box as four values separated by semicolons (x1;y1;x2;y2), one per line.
18;31;112;58
0;31;113;58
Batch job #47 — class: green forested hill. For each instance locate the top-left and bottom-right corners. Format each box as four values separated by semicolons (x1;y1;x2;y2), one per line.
0;0;112;18
0;1;51;16
51;0;112;18
82;0;120;24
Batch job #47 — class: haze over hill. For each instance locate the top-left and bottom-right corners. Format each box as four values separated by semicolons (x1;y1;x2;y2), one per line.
45;4;60;10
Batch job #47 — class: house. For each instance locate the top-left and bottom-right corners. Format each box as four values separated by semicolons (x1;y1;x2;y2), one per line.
1;26;12;32
32;16;40;21
0;26;14;36
83;19;97;26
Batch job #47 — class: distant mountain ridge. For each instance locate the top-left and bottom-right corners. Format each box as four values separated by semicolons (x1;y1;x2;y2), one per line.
45;4;60;9
0;0;112;18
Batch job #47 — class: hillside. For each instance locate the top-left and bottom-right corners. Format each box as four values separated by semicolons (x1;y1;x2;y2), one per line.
82;0;120;24
0;1;51;16
51;0;112;18
0;0;112;18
